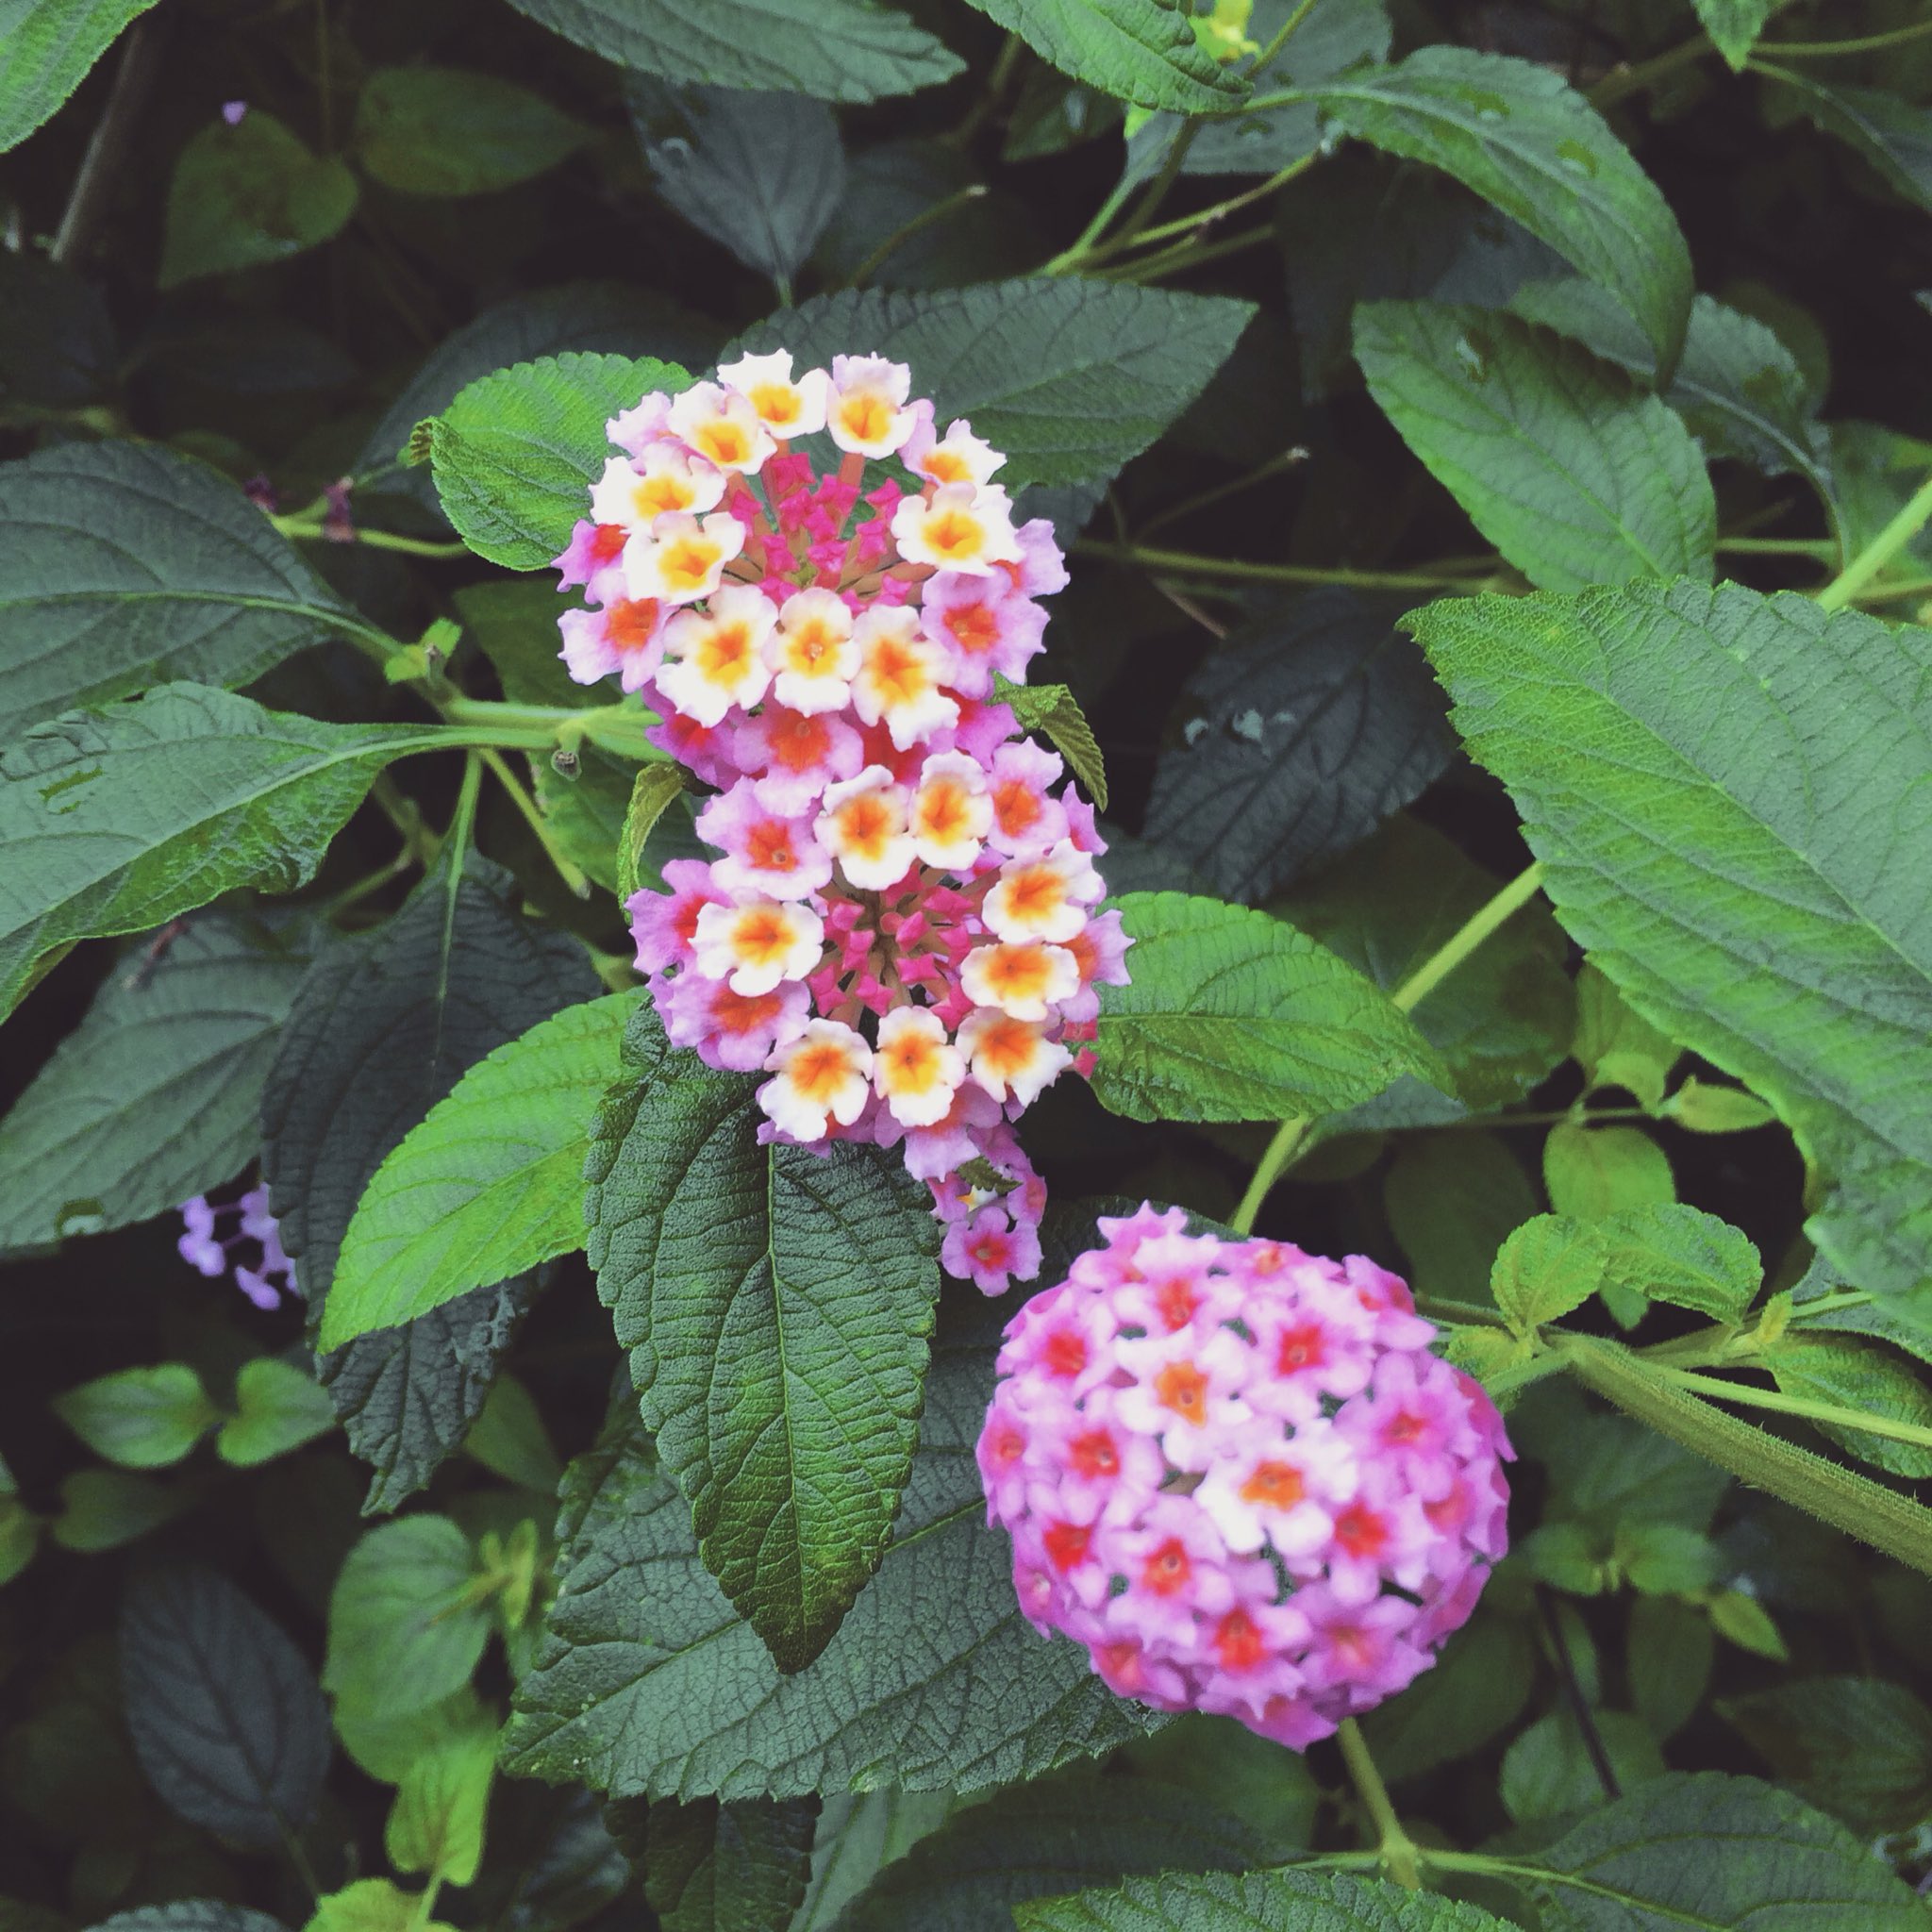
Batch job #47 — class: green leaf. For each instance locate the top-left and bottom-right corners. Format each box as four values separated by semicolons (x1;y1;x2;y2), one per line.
50;1467;186;1551
0;1453;41;1585
216;1357;337;1468
352;67;584;196
632;81;843;286
997;677;1109;811
1014;1867;1515;1930
500;0;961;104
53;1364;218;1468
1355;302;1714;591
835;1774;1274;1932
159;108;358;289
1501;1709;1664;1824
1112;1715;1318;1857
386;1724;498;1886
0;684;438;1026
1491;1215;1607;1335
1507;281;1831;503
454;578;589;709
584;1007;941;1673
960;0;1249;112
1692;0;1775;70
617;764;690;903
501;1291;1156;1801
729;279;1256;492
1283;815;1574;1114
461;1374;564;1494
0;912;309;1252
0;0;158;151
90;1904;287;1932
263;848;595;1510
358;282;721;516
1627;1595;1713;1740
1144;591;1452;902
429;352;692;570
333;1684;491;1785
324;1516;491;1722
0;441;368;742
305;1880;457;1932
1762;64;1932;214
1410;581;1932;1316
1384;1133;1537;1305
1661;1077;1777;1134
1720;1678;1932;1836
1543;1122;1674;1220
1569;962;1679;1110
1521;1769;1925;1928
1091;891;1448;1124
323;992;639;1348
1310;48;1692;377
1597;1205;1761;1324
120;1565;329;1849
1707;1588;1787;1661
1763;1337;1932;1477
626;1796;817;1932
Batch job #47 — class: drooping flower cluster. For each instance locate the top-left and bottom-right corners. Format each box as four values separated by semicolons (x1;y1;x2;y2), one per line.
552;351;1129;1290
977;1207;1512;1747
177;1186;295;1310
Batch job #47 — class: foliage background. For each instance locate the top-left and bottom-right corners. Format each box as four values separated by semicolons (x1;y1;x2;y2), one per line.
3;0;1932;1928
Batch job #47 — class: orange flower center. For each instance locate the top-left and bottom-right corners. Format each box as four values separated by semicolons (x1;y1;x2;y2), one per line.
1153;1360;1208;1426
1241;1460;1306;1508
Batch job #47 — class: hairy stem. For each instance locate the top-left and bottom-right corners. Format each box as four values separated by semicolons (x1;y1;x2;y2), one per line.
1336;1719;1422;1890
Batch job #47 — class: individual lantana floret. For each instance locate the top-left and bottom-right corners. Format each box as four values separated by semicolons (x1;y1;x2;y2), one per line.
977;1208;1512;1746
551;350;1131;1289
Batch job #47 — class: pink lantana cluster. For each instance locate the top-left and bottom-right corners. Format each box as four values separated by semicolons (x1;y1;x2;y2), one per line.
177;1186;294;1310
977;1207;1512;1747
551;350;1130;1291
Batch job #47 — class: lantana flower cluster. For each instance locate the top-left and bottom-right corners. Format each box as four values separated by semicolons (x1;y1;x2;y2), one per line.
977;1207;1512;1746
552;350;1129;1290
177;1186;295;1310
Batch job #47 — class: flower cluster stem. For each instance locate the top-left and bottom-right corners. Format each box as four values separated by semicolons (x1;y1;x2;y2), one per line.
1336;1719;1422;1890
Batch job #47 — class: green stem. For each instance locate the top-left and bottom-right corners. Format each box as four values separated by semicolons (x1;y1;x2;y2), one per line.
1789;1289;1874;1320
480;749;590;897
1072;539;1471;592
947;31;1023;145
1554;1333;1932;1578
1093;150;1318;259
1412;1293;1515;1330
1141;446;1309;538
1852;575;1932;607
1653;1366;1932;1451
1250;0;1322;74
846;184;990;289
1716;535;1836;559
1041;174;1142;274
271;510;470;558
1231;859;1546;1235
448;751;484;860
1095;220;1276;282
1813;468;1932;610
1589;36;1710;106
439;696;659;759
1757;18;1932;56
1100;120;1203;264
1335;1719;1422;1890
1390;862;1544;1016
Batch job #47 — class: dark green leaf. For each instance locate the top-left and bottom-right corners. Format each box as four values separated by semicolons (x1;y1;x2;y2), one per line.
1500;1709;1664;1824
1543;1123;1674;1220
1524;1770;1924;1928
91;1904;289;1932
1596;1205;1760;1324
1355;302;1714;590
997;677;1109;811
834;1774;1274;1932
585;1007;941;1672
1091;892;1449;1124
0;441;370;742
1507;281;1831;505
430;352;692;570
1627;1595;1712;1740
1410;581;1932;1317
500;0;961;104
634;1797;817;1932
501;1294;1156;1800
120;1565;329;1849
1693;0;1775;70
1720;1677;1932;1835
1763;64;1932;213
1357;1611;1536;1784
262;849;595;1510
0;0;159;151
0;249;115;406
958;0;1249;113
632;82;843;286
1282;815;1573;1112
1144;591;1453;903
51;1467;189;1551
795;1792;958;1931
158;108;358;289
1309;47;1693;376
729;279;1256;491
0;684;437;1025
323;992;639;1347
352;67;585;197
0;913;308;1252
1383;1133;1536;1304
1014;1868;1514;1930
215;1358;337;1468
1764;1337;1932;1477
